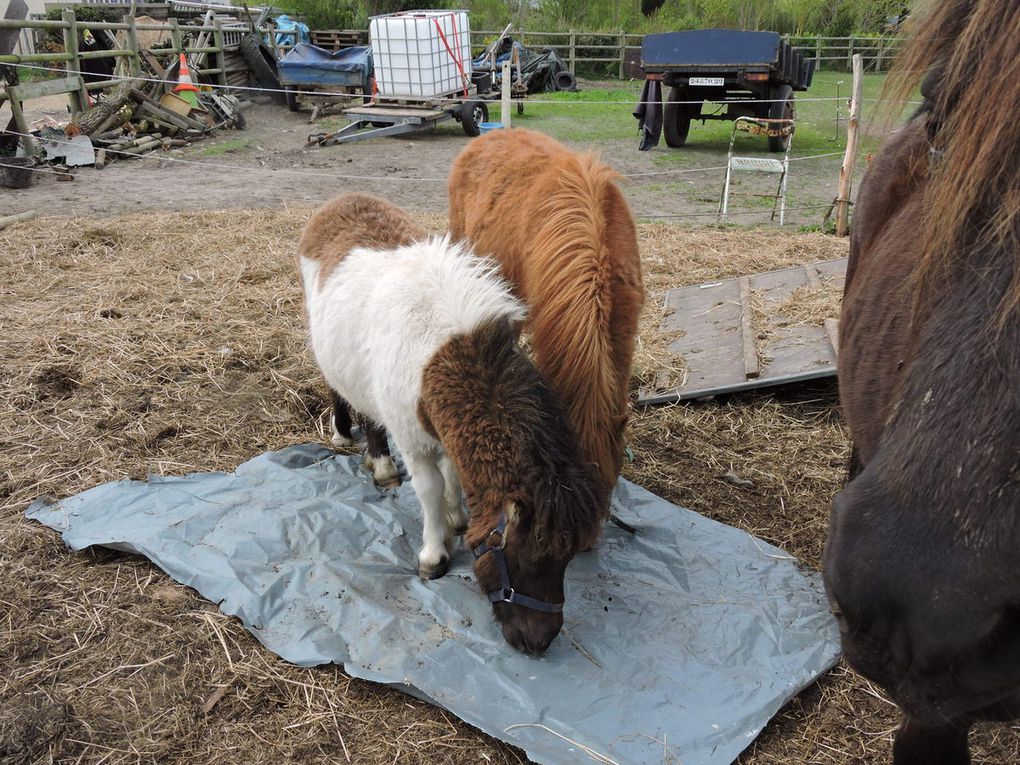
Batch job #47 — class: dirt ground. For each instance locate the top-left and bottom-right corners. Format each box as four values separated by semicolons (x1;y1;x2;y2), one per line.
5;89;842;226
2;91;1018;765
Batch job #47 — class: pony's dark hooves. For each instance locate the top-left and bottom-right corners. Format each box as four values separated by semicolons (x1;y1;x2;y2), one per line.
374;475;402;490
419;557;450;580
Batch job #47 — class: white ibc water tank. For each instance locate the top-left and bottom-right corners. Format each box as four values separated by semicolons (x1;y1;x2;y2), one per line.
369;10;472;99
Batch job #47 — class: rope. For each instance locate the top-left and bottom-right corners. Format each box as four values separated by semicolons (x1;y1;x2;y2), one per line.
7;61;871;106
0;129;852;184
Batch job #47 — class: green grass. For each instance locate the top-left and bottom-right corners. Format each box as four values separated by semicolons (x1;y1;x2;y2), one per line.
508;70;891;157
200;137;252;157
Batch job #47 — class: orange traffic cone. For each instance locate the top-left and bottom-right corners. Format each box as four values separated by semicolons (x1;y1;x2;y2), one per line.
173;53;200;109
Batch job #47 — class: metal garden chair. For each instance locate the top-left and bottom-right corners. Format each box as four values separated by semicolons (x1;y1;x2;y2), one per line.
718;116;796;225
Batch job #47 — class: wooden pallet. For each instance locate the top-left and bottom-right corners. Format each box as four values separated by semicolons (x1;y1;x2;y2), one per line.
638;258;847;404
310;29;368;51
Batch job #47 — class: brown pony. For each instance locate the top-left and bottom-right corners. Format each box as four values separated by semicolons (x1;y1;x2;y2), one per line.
823;2;1020;763
448;128;644;508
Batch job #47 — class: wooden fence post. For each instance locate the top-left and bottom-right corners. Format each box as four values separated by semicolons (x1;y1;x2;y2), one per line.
213;19;227;87
61;9;84;114
169;18;182;56
846;35;854;71
124;14;141;76
815;36;821;67
569;30;575;75
500;59;511;127
835;54;863;236
618;29;625;79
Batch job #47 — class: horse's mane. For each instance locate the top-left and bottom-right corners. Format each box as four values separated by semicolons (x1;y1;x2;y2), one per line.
528;152;634;490
883;0;1020;320
423;317;604;557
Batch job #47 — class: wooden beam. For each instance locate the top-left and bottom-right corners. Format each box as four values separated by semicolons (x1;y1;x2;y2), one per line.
0;209;37;230
738;276;760;380
7;75;85;101
835;54;863;237
803;263;823;290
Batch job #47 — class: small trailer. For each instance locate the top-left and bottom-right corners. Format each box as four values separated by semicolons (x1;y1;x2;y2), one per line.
307;90;493;145
278;43;374;121
640;29;814;151
307;9;501;146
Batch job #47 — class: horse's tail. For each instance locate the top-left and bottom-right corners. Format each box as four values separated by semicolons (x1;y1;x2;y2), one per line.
527;154;643;497
887;0;1020;318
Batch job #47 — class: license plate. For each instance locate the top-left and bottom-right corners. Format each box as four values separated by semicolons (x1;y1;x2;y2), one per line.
688;77;724;87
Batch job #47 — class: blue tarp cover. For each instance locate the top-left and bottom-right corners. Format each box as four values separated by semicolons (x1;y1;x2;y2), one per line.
273;14;310;47
27;444;840;765
278;43;372;88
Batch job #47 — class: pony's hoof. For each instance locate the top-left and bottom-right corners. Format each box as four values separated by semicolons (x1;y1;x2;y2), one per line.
365;454;400;486
331;433;355;449
418;556;450;580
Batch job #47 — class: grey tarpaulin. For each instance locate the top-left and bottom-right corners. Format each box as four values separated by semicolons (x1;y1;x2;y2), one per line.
27;444;840;765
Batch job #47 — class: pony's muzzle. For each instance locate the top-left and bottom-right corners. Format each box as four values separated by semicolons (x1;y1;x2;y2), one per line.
500;614;562;654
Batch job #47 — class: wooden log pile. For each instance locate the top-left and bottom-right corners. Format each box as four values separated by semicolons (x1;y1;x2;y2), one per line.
64;44;246;170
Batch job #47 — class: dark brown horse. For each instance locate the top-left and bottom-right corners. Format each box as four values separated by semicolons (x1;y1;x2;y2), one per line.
823;1;1020;763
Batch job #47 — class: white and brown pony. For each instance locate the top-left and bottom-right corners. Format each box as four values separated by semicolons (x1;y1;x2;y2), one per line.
297;193;602;653
448;129;644;510
823;1;1020;762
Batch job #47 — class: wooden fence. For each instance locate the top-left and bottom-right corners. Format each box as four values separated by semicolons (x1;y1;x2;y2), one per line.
0;10;268;110
465;30;902;78
0;10;903;113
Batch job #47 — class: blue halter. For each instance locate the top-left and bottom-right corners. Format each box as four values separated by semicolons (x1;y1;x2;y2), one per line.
471;512;564;614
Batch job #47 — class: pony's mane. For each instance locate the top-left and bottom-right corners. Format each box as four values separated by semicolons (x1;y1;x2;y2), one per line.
528;152;630;488
422;317;604;557
883;0;1020;320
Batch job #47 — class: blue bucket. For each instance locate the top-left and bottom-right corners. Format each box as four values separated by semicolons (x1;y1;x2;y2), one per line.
478;122;504;134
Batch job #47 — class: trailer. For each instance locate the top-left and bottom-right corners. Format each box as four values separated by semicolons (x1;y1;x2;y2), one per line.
306;9;505;146
278;43;373;121
640;29;814;151
306;89;493;146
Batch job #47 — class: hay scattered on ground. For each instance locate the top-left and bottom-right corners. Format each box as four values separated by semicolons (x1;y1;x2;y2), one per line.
2;211;1017;765
775;283;844;327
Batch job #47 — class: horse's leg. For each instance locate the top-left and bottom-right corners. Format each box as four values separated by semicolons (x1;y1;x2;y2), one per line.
329;389;355;448
363;420;398;486
404;452;452;580
892;717;971;765
438;452;466;536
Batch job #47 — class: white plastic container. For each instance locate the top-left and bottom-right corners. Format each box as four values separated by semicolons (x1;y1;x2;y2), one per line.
370;10;472;99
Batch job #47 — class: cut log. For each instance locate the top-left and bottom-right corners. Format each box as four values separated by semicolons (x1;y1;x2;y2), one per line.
69;79;144;136
0;209;37;230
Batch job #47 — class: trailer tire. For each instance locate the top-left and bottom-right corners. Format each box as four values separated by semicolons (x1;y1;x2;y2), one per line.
241;33;286;105
768;84;794;152
285;87;299;112
664;86;694;148
460;100;488;137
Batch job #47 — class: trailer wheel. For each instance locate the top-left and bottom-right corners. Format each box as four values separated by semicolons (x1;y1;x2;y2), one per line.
460;100;488;137
768;84;794;152
285;87;300;112
664;86;696;148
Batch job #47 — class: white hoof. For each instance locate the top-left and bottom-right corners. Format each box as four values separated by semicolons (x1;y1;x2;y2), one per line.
330;421;354;448
418;546;450;580
364;454;398;484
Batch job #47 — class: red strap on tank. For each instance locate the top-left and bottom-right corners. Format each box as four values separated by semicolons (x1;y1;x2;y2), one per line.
433;15;468;97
